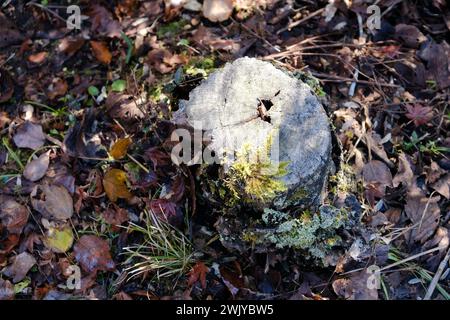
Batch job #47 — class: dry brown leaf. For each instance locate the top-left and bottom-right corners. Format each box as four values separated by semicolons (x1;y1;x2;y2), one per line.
188;262;209;289
0;198;29;234
363;160;392;205
58;37;85;56
103;168;132;202
395;24;426;48
431;174;449;199
28;51;48;64
105;93;145;122
23;151;50;182
3;252;36;283
47;78;68;100
30;184;73;221
332;269;378;300
101;206;129;231
392;153;414;188
90;41;112;65
13;121;46;150
88;4;122;38
418;39;450;90
405;187;440;243
425;161;446;184
73;235;116;273
110;137;132;160
202;0;234;22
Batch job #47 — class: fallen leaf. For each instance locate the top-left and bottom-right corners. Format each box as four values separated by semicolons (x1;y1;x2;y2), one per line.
23;151;50;182
144;147;170;170
111;79;127;92
188;262;209;289
90;41;112;65
332;269;378;300
44;225;74;253
103;168;132;202
395;24;426;48
112;291;133;300
418;39;450;90
3;252;36;283
148;48;185;74
73;235;116;273
101;206;129;231
13;121;45;150
363;160;393;205
0;198;29;234
0;279;14;300
393;153;414;187
110;137;132;160
405;187;440;243
30;184;73;221
431;174;449;199
405;104;433;126
425;161;446;184
63;108;105;158
47;78;68;100
88;4;122;38
28;51;48;64
105;93;146;122
202;0;233;22
44;162;76;194
192;24;239;52
58;37;85;56
146;198;180;226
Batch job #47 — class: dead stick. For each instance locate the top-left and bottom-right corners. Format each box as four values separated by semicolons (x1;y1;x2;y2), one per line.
277;8;325;34
424;247;450;300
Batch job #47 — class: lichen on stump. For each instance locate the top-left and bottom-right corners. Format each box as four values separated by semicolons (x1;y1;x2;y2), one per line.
174;57;340;260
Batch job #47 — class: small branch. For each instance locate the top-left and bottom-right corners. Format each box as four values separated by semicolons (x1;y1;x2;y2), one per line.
277;8;325;34
424;247;450;300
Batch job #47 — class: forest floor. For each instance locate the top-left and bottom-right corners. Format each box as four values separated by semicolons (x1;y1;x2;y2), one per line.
0;0;449;300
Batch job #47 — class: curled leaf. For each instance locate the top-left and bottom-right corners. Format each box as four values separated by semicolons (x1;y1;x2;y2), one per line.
90;41;112;64
110;137;132;160
103;168;132;202
23;151;50;182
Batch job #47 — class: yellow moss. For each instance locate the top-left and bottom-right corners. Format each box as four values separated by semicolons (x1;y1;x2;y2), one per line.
329;163;357;194
222;136;288;207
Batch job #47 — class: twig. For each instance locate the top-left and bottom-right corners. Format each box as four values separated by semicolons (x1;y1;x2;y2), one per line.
424;247;450;300
310;72;400;88
277;8;325;34
26;1;68;24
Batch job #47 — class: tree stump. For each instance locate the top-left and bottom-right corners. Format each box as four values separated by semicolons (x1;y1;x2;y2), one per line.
174;57;337;256
177;57;332;208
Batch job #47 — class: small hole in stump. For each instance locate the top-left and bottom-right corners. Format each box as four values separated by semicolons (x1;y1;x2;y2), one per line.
257;99;273;123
